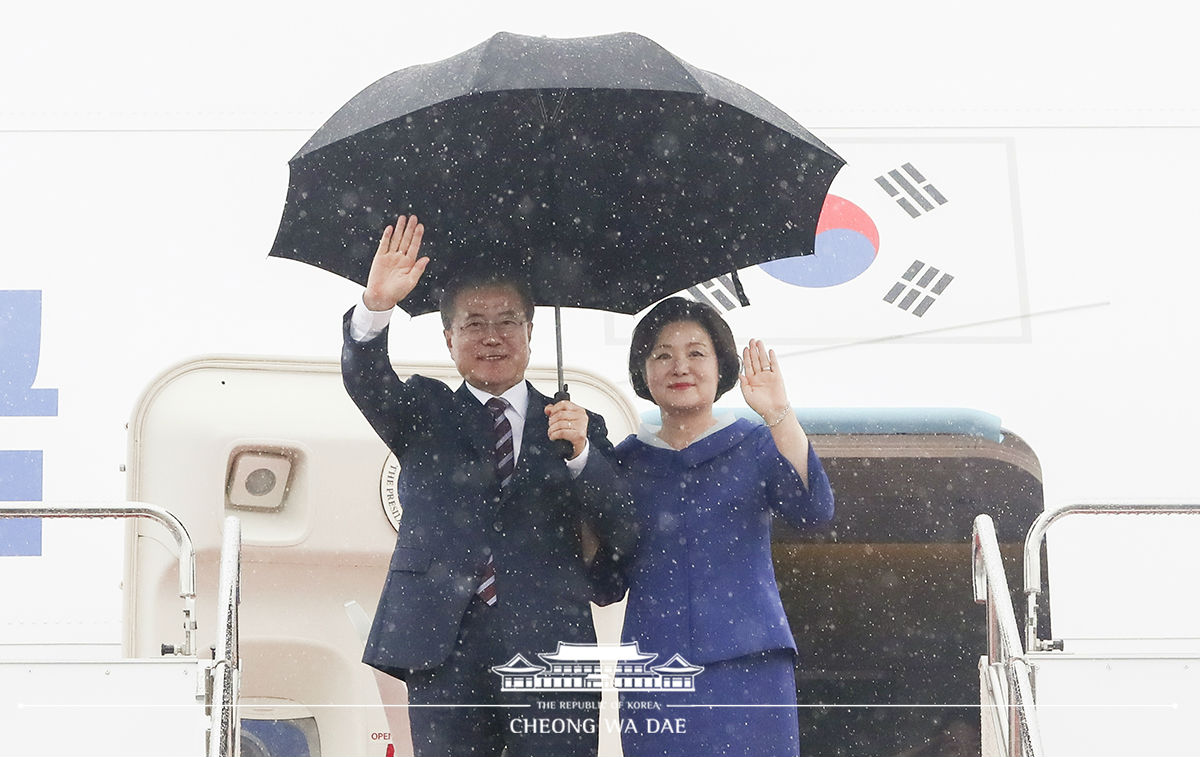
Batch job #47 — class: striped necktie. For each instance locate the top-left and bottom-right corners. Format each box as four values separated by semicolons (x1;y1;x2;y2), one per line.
486;397;516;487
477;397;514;606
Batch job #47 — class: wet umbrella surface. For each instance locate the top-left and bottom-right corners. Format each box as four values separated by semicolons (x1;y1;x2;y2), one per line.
269;31;844;317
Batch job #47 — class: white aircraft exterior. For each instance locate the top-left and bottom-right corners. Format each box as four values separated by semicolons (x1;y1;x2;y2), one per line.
2;3;1198;755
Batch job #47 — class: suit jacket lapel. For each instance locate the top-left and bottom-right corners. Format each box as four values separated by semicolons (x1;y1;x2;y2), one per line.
502;383;550;500
453;383;495;463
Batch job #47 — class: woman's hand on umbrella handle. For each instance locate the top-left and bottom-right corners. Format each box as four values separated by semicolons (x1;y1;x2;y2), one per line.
363;215;428;311
739;339;791;424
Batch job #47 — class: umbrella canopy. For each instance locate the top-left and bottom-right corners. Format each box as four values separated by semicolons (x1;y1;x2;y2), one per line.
269;31;844;316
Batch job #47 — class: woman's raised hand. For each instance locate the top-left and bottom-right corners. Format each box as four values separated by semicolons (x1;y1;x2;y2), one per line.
740;339;791;426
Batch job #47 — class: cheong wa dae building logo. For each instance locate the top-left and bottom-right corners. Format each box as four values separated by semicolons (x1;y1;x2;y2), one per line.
491;642;704;692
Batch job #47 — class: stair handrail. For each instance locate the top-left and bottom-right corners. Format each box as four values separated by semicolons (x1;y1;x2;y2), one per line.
0;501;196;656
1023;503;1200;652
208;516;242;757
973;514;1043;757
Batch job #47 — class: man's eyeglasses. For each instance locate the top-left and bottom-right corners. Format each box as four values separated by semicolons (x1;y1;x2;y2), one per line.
454;317;528;338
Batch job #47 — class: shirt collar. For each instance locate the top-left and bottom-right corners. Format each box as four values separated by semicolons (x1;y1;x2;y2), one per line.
465;380;529;421
637;412;737;449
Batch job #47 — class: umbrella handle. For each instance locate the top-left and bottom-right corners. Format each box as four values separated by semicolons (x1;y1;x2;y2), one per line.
552;384;573;460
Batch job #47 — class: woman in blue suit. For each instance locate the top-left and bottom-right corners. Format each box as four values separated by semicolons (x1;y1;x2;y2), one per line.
615;297;835;757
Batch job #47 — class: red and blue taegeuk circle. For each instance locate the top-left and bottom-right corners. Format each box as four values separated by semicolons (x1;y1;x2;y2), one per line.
758;195;879;287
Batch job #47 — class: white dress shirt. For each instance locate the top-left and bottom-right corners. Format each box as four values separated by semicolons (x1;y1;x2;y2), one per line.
349;299;589;475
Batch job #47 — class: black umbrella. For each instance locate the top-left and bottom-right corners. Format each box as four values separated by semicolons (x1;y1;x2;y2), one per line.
269;31;843;390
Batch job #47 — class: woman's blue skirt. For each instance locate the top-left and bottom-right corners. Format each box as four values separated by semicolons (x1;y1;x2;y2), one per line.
619;648;801;757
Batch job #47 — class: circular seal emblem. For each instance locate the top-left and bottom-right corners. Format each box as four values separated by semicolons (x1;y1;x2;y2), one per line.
379;452;403;531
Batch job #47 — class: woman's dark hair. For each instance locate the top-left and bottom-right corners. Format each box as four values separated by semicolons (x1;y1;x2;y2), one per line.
628;297;740;403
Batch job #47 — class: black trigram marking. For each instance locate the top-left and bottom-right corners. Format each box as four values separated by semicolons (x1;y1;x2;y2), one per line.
875;163;949;218
883;260;954;317
686;274;741;313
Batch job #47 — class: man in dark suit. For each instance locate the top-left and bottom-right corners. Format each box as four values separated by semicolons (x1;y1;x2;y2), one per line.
341;214;637;756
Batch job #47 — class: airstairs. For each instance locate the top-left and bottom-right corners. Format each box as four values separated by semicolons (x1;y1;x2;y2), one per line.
974;504;1200;757
0;504;242;757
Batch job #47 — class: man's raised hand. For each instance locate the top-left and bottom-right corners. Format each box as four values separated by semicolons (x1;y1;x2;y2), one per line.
363;215;428;311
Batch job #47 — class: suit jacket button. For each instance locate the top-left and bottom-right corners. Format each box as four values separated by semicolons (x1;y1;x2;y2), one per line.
493;521;504;533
